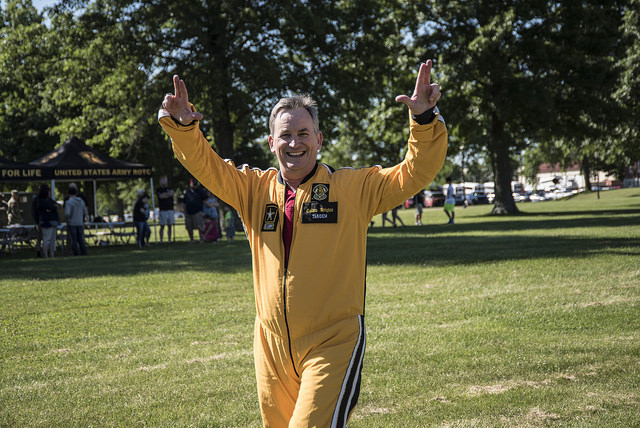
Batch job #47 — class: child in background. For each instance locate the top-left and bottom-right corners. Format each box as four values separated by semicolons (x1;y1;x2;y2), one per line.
202;214;219;242
224;207;235;243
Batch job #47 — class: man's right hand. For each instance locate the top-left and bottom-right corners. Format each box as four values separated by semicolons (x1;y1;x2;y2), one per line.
162;75;204;125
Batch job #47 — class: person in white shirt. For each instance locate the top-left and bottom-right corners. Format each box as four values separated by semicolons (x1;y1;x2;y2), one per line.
444;176;456;224
65;186;88;255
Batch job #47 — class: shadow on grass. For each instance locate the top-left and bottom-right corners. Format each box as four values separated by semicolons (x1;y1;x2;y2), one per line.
413;207;640;235
367;207;640;265
1;241;254;281
2;208;639;279
366;232;640;266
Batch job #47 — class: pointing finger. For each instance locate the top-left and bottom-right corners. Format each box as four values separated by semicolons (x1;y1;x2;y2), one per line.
418;60;432;87
179;78;188;102
173;75;181;98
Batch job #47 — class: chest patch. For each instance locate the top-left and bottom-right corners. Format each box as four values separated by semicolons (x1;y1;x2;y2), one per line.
261;204;279;231
311;183;329;201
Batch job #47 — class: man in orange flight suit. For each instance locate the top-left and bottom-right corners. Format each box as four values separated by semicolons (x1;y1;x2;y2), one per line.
159;60;447;427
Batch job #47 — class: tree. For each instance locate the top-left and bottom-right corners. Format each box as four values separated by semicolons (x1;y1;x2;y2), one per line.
415;0;629;214
0;0;58;162
614;0;640;171
424;1;560;214
544;1;627;190
320;3;444;170
41;0;409;172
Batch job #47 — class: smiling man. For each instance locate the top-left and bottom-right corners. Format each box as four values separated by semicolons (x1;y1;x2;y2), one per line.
159;60;447;427
268;99;322;190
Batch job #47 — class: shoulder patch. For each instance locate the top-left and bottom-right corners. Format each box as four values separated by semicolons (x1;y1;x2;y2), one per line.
261;204;279;231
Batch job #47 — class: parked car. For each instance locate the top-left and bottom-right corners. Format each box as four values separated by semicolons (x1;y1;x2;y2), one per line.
467;191;489;205
529;191;547;202
454;193;467;206
456;191;489;206
424;188;445;207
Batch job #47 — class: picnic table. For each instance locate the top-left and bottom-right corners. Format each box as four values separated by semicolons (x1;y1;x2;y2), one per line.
84;222;137;246
1;222;139;254
0;225;38;254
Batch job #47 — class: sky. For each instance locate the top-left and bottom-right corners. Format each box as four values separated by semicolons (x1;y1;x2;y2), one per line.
32;0;56;11
0;0;58;12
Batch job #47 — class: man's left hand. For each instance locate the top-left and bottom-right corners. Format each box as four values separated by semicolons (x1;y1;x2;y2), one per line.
395;59;441;116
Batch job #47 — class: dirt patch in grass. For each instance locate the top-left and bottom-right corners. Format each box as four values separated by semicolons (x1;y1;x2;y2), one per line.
524;407;560;424
351;404;395;420
431;395;452;404
137;363;168;371
468;383;511;395
467;378;554;396
187;354;228;364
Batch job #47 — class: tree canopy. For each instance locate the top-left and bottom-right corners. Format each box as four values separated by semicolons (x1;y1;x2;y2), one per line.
1;0;636;215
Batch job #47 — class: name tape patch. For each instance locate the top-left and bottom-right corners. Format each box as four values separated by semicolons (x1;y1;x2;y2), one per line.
302;201;338;223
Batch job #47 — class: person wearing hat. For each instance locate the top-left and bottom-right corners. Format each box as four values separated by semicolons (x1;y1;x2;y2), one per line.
7;190;23;225
160;60;447;426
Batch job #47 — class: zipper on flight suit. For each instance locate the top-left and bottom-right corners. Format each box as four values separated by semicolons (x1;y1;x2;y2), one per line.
282;186;299;378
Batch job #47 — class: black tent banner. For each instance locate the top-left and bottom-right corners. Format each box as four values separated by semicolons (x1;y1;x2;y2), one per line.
0;156;52;181
29;136;152;180
2;137;158;242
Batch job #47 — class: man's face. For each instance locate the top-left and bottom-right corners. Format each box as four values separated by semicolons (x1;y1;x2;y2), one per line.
160;177;168;187
268;108;322;184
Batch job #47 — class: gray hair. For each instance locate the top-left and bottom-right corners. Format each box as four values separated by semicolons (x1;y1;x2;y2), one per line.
269;95;320;136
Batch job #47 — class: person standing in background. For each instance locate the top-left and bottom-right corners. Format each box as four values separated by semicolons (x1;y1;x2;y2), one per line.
133;192;151;248
413;191;425;225
30;192;42;257
224;206;235;243
391;204;406;227
65;186;88;256
35;184;59;258
182;179;207;243
7;190;23;225
444;176;456;224
155;176;175;243
203;190;221;238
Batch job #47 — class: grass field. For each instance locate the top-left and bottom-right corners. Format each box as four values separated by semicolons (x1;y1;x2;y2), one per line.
1;188;639;427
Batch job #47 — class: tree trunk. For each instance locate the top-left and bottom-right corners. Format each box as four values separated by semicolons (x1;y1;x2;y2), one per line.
490;114;518;215
211;94;235;160
582;156;592;191
206;14;236;161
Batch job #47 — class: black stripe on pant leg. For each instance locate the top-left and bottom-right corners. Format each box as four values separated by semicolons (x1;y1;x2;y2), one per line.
346;363;363;420
332;315;366;427
344;319;365;423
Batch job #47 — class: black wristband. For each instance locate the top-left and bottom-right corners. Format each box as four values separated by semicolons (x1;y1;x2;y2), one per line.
412;107;436;125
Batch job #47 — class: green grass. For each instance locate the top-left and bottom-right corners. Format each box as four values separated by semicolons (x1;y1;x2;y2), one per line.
2;188;639;427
